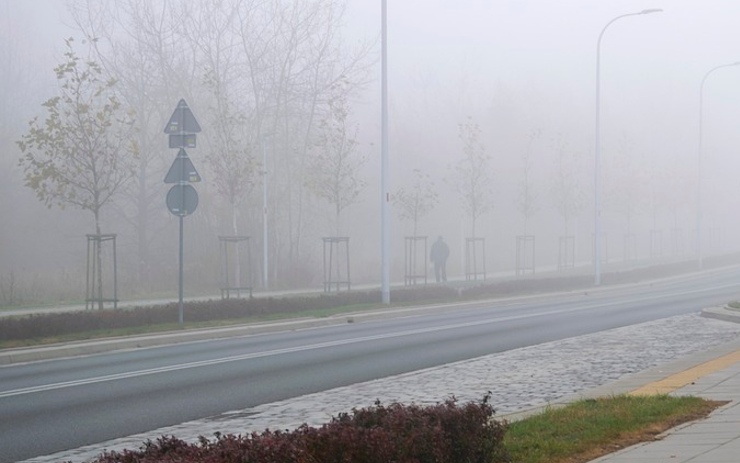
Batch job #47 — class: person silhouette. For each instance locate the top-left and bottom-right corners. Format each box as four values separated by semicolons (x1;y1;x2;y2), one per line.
430;236;449;283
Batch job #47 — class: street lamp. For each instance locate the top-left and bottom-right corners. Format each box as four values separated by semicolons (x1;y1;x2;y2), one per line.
594;8;662;286
381;0;390;304
696;61;740;270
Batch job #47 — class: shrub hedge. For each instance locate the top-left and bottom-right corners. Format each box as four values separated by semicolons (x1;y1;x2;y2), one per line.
0;286;457;341
2;254;736;342
90;396;511;463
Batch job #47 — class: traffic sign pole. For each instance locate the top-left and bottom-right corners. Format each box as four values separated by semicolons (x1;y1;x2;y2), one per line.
178;103;185;323
178;123;185;323
178;103;184;324
164;99;202;324
178;211;184;323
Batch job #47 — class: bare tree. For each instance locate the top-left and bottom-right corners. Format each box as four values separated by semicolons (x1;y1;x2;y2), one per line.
550;134;584;236
451;117;493;238
305;84;366;236
69;0;198;289
662;166;692;255
17;38;136;308
190;1;258;232
69;0;374;290
204;74;258;233
663;166;693;231
393;168;438;237
234;0;374;283
648;160;668;232
0;7;39;304
604;133;646;236
517;128;541;234
203;68;257;290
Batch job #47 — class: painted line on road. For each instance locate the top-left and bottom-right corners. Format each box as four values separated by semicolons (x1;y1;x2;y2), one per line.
0;318;501;399
4;281;737;400
0;300;618;399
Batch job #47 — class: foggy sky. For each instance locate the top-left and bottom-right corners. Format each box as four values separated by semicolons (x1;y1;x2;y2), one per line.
3;0;740;298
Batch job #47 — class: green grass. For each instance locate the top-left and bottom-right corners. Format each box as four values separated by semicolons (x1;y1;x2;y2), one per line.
504;395;724;463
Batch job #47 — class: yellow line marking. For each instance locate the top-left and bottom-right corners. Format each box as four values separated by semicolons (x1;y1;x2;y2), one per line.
630;350;740;396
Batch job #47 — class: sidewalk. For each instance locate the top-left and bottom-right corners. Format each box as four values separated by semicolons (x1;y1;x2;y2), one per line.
585;314;740;463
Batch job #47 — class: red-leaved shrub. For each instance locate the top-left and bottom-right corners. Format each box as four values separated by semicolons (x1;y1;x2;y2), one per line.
88;395;510;463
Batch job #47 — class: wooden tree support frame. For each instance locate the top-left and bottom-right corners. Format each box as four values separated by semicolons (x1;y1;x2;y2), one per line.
650;229;662;258
218;235;253;299
323;237;351;292
85;234;118;310
465;237;486;281
515;235;535;277
670;228;684;256
404;236;427;286
558;235;575;270
623;233;637;262
708;227;723;254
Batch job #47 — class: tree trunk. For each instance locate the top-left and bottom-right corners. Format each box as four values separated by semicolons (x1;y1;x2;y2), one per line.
94;211;103;310
232;201;241;288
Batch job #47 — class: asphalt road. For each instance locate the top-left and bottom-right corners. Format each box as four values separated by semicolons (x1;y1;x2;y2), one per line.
2;268;740;463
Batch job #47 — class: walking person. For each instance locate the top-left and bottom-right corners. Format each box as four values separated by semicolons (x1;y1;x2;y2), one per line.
430;236;449;283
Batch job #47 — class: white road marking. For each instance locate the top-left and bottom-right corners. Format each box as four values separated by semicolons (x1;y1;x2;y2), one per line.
1;280;734;399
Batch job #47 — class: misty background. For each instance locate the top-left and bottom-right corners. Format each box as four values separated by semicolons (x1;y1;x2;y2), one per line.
1;0;740;305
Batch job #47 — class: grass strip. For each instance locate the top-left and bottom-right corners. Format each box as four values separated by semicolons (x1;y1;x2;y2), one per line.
0;302;386;349
504;394;724;463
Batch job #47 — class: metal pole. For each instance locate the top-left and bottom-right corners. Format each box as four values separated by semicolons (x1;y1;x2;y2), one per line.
179;103;185;323
262;137;269;290
178;211;184;324
113;235;117;310
594;9;661;286
697;62;740;271
381;0;390;304
698;74;705;271
85;236;91;310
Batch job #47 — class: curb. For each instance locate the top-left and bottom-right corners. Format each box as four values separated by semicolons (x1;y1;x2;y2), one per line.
0;317;342;366
4;298;740;367
0;301;478;366
701;305;740;324
501;331;740;423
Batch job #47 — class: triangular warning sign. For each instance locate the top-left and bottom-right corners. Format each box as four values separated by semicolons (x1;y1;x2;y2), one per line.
164;99;202;134
165;149;202;183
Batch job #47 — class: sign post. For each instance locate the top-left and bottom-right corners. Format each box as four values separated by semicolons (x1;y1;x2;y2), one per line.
164;99;202;323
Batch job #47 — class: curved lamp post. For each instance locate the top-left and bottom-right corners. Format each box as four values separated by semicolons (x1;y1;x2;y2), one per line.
696;61;740;270
594;8;662;286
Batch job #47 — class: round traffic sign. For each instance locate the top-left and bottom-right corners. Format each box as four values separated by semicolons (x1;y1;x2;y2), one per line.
166;184;199;216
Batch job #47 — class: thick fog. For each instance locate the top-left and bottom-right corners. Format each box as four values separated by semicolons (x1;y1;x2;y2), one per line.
2;0;740;304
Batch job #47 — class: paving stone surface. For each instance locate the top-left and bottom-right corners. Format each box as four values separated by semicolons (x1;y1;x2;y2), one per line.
20;313;740;463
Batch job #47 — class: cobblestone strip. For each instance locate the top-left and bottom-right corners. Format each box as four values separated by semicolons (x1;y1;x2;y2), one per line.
22;313;740;463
